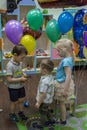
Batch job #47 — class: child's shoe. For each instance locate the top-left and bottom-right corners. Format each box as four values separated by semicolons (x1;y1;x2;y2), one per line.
44;119;55;127
9;113;18;122
32;122;43;129
55;118;67;125
18;111;28;121
60;120;67;125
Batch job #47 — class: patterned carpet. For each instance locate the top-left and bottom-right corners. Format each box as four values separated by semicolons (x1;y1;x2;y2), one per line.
16;104;87;130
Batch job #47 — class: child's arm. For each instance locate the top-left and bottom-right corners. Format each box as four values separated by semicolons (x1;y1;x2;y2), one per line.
62;66;72;96
6;75;27;83
35;92;46;109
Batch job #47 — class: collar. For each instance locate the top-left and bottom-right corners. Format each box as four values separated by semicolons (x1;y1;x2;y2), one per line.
10;58;20;66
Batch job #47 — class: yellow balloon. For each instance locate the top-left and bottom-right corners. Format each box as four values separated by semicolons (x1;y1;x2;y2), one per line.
83;46;87;59
20;35;36;55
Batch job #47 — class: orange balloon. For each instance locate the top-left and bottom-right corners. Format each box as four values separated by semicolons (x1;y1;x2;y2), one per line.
72;40;80;56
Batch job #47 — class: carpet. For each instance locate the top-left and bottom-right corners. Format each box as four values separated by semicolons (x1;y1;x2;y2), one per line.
16;104;87;130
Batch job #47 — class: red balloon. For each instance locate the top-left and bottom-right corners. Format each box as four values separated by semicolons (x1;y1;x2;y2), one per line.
23;26;42;40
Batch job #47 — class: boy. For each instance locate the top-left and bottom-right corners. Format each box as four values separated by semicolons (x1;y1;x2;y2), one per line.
6;44;28;122
35;59;55;128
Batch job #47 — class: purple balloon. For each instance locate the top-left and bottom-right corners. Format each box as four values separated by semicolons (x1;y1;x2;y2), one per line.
83;31;87;48
5;20;23;45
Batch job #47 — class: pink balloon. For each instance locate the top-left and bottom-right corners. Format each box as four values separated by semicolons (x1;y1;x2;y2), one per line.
5;20;23;45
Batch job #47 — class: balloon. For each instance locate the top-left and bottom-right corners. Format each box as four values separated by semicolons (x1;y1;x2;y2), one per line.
23;26;42;40
20;35;36;55
73;27;84;46
5;20;23;45
83;46;87;59
73;9;87;27
72;40;80;56
78;45;85;58
83;31;87;48
58;11;74;34
46;19;61;43
26;9;43;31
73;9;87;47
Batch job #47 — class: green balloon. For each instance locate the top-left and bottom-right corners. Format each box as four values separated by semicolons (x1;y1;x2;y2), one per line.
26;9;43;31
46;19;61;43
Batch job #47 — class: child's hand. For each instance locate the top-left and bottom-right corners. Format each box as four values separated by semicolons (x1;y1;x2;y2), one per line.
35;102;40;109
21;76;27;82
23;74;28;78
62;90;68;97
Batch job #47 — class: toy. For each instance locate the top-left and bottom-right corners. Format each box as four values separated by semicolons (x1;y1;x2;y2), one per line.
24;101;29;107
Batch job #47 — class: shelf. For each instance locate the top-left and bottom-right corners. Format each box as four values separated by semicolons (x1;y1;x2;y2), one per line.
19;5;35;20
36;67;57;74
43;14;53;30
36;55;50;59
22;68;36;75
6;8;19;16
1;14;18;32
43;14;53;16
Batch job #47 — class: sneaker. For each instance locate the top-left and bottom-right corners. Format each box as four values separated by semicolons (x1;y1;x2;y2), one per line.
9;113;18;122
60;120;67;125
44;120;55;127
32;122;43;129
18;111;28;121
56;119;67;125
55;118;66;125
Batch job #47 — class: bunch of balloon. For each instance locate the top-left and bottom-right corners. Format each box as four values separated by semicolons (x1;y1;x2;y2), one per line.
57;11;74;35
5;20;23;45
45;19;61;43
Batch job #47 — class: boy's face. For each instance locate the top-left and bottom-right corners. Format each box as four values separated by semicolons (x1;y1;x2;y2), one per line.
14;53;26;63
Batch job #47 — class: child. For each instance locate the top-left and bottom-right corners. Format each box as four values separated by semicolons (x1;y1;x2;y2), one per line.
35;59;55;128
6;44;28;122
54;39;75;125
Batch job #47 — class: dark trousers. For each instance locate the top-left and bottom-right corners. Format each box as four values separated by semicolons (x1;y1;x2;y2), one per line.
39;103;52;125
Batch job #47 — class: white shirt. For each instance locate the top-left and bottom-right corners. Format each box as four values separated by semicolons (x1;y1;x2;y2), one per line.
36;74;55;104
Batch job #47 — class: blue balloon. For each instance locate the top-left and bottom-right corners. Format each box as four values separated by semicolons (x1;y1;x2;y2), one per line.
73;27;84;46
58;11;74;34
73;9;85;27
73;9;87;48
78;45;85;58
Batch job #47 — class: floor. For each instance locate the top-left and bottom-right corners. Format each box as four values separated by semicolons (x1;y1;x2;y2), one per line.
0;68;87;130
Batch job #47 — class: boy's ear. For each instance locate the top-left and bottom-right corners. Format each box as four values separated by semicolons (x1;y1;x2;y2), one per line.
14;53;17;56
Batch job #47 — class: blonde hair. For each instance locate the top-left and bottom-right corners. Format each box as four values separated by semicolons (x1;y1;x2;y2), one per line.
56;39;75;61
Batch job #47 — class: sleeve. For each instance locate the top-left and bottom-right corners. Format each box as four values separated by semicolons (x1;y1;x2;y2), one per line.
62;58;71;68
39;81;48;93
6;63;13;76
